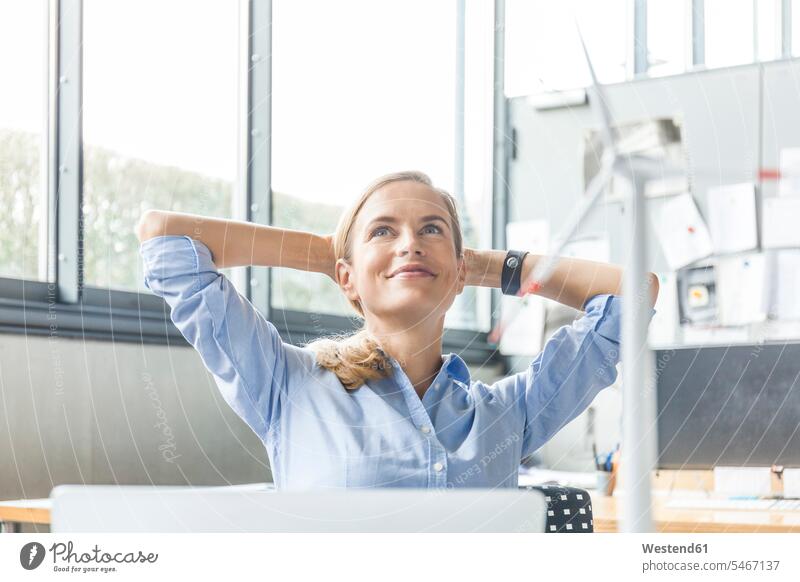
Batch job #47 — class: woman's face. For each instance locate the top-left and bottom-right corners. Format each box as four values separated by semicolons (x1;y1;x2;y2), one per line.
336;180;466;327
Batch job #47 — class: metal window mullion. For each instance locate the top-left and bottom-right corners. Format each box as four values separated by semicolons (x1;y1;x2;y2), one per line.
248;0;272;317
455;0;465;204
53;0;83;304
46;0;58;284
633;0;648;75
782;0;792;57
453;0;478;329
692;0;705;66
491;0;507;362
231;0;251;298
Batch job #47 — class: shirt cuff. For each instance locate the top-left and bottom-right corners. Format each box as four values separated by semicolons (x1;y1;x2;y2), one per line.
139;235;218;288
583;294;657;343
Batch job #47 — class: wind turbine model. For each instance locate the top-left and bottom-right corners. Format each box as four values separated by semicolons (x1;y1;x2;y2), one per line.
517;27;683;533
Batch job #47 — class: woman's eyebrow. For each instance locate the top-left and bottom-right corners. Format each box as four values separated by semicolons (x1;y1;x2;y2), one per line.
365;215;449;228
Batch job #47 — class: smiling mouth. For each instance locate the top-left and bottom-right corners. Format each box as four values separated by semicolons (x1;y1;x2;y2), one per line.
390;271;435;279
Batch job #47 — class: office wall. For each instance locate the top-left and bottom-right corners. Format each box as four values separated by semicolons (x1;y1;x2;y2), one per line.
508;59;800;470
763;59;800;198
508;62;762;273
0;333;272;532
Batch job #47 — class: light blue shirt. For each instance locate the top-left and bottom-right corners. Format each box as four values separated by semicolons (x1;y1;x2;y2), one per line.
141;235;654;490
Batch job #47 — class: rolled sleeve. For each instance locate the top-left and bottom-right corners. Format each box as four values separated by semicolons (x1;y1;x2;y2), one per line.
140;235;291;442
518;293;655;458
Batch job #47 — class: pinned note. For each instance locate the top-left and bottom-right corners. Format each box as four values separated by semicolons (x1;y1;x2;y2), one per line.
650;193;713;270
762;197;800;248
706;183;757;254
765;250;800;320
687;284;710;308
716;253;767;326
561;236;610;262
498;296;546;356
498;220;549;355
648;272;679;346
713;466;772;497
783;468;800;498
779;147;800;197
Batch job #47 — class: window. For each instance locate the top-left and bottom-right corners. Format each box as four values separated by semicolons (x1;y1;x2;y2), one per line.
458;0;495;332
704;0;754;68
755;0;781;62
794;0;800;56
271;0;493;331
505;0;630;97
648;0;690;76
82;0;240;292
0;0;499;351
0;0;48;281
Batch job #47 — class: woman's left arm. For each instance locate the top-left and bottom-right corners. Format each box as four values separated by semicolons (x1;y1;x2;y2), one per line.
463;249;659;310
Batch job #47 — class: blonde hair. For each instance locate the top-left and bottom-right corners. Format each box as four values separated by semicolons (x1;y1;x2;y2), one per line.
306;171;464;390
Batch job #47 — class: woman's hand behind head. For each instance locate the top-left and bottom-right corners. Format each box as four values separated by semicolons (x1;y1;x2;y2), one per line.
322;233;336;282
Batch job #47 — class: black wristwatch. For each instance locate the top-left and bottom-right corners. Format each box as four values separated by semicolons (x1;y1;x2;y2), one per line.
500;250;529;296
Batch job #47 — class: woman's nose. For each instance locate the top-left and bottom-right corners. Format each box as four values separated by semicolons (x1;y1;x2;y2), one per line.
396;230;424;256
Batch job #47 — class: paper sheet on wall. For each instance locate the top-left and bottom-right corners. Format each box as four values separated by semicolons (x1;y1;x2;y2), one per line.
561;236;611;262
650;192;713;270
779;147;800;197
499;220;549;356
765;250;800;321
681;325;749;345
706;183;757;254
762;197;800;248
648;272;679;346
715;253;768;326
713;466;772;497
783;468;800;498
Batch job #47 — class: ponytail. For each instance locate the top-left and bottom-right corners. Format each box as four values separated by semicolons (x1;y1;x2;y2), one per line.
306;329;393;390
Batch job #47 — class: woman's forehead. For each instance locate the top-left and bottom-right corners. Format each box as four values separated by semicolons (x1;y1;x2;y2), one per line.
358;182;445;226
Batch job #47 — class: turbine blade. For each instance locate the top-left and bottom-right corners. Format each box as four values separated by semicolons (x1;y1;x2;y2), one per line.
519;158;615;294
576;19;616;157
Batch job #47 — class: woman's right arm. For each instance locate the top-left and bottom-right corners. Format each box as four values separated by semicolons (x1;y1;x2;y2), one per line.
136;211;331;442
136;209;335;279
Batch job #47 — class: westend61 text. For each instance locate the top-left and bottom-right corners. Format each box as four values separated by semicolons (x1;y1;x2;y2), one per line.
642;543;708;554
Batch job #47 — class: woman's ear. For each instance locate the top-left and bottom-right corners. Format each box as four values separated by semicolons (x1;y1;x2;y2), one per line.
335;258;360;302
455;255;467;296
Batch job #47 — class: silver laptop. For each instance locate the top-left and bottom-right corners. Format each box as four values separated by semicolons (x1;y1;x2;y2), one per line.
50;484;545;533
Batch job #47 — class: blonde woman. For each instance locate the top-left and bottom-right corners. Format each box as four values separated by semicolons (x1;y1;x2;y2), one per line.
136;170;658;489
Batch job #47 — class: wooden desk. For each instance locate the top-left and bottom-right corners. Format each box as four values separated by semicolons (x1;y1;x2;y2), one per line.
0;498;51;533
592;495;800;533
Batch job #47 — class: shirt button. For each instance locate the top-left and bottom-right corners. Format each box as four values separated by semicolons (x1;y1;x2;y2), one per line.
420;425;431;434
433;462;444;472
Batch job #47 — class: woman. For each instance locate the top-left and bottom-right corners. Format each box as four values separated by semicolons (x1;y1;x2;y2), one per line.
137;170;658;489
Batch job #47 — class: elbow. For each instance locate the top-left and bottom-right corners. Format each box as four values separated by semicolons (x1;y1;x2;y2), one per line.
136;210;166;243
648;272;660;308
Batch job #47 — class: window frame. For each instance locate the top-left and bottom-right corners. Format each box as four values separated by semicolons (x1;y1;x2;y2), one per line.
0;0;504;366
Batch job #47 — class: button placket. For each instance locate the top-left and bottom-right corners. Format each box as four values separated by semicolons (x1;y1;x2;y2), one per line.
388;358;449;487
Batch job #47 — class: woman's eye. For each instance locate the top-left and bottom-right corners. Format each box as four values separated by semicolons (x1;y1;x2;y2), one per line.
371;224;440;238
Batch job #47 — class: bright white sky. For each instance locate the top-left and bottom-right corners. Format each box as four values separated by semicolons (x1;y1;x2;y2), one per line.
0;0;773;204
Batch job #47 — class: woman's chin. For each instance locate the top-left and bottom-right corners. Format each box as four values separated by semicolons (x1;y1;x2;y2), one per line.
382;297;446;320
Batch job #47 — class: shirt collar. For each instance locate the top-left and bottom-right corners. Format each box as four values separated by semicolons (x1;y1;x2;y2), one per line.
384;352;471;391
441;352;471;390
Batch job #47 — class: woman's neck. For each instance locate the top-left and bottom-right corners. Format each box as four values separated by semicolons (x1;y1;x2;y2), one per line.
368;317;445;399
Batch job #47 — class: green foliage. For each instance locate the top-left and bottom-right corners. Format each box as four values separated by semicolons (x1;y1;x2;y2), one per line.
1;128;475;324
0;129;43;280
1;127;349;315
